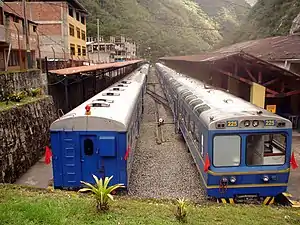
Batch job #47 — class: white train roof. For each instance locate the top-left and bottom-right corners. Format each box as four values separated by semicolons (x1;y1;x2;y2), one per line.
156;63;292;129
50;64;149;132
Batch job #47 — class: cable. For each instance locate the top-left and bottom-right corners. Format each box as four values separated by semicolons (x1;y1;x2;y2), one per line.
47;77;67;86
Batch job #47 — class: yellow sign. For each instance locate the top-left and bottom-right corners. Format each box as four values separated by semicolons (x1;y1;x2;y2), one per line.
266;105;276;113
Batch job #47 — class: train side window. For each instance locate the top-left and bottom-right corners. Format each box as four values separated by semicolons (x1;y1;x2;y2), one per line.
84;138;94;156
213;135;241;167
246;133;286;166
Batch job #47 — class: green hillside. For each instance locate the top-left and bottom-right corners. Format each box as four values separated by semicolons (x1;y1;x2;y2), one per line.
81;0;250;60
220;0;300;47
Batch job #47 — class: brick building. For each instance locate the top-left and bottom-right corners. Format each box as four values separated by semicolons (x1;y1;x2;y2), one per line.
0;1;38;71
5;0;88;63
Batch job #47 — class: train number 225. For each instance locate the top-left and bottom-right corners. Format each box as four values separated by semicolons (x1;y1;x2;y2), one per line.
227;121;238;127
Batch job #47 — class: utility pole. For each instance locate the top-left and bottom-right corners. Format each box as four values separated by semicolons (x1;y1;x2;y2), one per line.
22;0;31;69
97;18;100;63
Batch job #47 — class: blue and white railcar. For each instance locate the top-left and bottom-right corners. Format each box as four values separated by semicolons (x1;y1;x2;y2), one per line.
50;64;149;189
156;63;293;202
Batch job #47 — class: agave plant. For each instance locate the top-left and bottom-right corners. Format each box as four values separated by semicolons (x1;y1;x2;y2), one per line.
175;198;187;222
79;175;124;211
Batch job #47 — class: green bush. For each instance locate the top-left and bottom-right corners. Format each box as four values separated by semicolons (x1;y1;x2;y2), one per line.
79;175;125;212
175;198;187;223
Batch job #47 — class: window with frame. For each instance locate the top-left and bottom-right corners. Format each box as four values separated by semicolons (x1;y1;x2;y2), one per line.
68;6;73;17
81;15;85;24
76;28;80;39
76;12;80;21
81;30;86;40
84;138;94;156
70;44;75;55
69;24;74;36
246;133;286;166
6;50;19;67
213;135;241;167
82;47;86;56
77;45;81;56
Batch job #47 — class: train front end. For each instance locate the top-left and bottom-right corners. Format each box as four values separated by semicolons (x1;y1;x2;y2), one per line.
207;116;293;201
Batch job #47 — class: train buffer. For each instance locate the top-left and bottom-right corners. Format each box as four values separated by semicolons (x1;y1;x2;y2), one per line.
276;192;300;208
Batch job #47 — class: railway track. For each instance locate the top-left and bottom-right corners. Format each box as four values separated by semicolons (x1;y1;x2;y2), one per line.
129;66;205;202
146;88;169;108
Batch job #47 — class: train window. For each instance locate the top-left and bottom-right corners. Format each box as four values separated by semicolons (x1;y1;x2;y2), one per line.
194;104;210;115
84;138;94;156
246;133;286;166
213;135;241;167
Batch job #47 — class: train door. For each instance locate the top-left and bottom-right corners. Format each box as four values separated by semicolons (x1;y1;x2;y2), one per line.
80;135;103;184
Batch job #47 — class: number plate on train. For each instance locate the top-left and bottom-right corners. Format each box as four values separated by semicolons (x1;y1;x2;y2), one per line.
265;120;276;126
226;120;238;127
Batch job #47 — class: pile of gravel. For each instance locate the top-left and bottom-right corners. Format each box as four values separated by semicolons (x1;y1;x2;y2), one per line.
128;67;205;203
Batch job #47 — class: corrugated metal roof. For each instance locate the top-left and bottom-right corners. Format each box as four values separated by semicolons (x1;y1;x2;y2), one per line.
161;34;300;62
49;60;143;75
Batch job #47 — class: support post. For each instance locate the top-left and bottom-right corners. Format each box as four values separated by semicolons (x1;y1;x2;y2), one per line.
64;78;69;112
37;32;42;70
14;24;22;70
5;43;12;71
23;0;31;69
51;46;56;69
97;18;100;63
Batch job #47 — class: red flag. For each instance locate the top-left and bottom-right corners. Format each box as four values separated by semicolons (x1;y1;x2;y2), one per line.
45;146;52;164
204;153;210;172
290;152;298;169
124;146;130;161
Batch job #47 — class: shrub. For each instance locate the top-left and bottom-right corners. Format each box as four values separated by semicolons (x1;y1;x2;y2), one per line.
175;198;187;223
79;175;124;212
8;92;25;102
30;88;42;97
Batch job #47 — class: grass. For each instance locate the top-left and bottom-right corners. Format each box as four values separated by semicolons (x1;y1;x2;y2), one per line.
0;185;300;225
0;96;46;112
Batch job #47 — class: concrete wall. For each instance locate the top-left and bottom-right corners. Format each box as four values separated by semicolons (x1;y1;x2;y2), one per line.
0;69;46;95
0;96;57;183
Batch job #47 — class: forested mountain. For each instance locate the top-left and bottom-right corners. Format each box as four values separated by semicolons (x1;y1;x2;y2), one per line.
220;0;300;47
81;0;250;60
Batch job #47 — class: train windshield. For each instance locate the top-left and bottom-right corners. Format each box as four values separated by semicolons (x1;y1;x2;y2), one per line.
213;135;241;167
246;133;286;166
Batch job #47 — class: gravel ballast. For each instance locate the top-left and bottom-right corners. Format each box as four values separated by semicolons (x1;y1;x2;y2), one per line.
128;66;205;203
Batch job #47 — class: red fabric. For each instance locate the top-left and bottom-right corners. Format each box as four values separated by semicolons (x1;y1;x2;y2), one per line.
204;153;210;173
45;146;52;165
124;146;130;161
290;152;299;169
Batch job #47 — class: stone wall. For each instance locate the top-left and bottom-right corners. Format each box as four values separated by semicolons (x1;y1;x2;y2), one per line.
0;96;57;183
0;69;46;95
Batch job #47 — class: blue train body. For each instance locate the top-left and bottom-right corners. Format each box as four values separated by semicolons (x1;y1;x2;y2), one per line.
50;64;149;189
156;63;293;201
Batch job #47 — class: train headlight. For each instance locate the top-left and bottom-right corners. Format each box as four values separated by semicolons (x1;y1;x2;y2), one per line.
230;176;236;183
253;120;259;127
244;120;250;127
262;175;269;182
